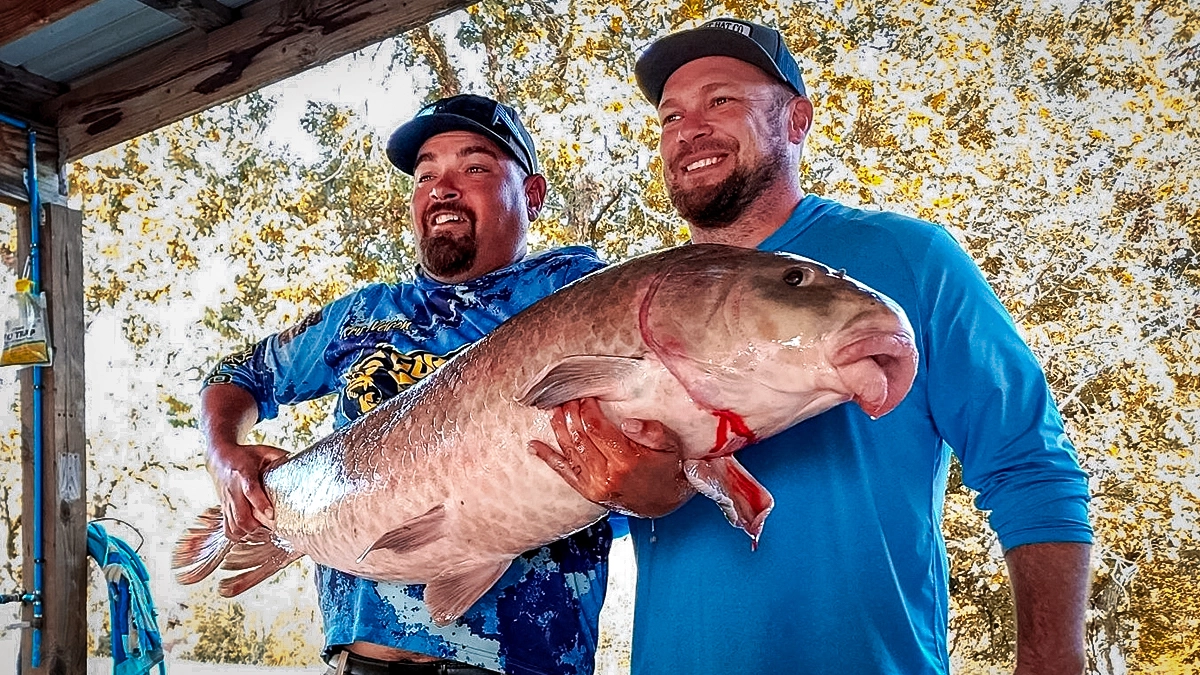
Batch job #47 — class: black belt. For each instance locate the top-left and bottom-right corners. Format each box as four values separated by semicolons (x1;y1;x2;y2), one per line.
326;650;500;675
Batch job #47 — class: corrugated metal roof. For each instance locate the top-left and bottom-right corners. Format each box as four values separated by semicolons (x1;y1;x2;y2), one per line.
0;0;252;83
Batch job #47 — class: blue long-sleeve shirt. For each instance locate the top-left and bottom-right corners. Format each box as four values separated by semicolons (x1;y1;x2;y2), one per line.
627;196;1091;674
205;246;613;675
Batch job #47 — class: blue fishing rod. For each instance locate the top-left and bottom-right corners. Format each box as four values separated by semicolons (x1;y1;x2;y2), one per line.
0;110;46;671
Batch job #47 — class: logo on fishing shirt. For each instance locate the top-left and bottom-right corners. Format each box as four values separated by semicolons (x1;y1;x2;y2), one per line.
342;344;464;420
203;345;254;386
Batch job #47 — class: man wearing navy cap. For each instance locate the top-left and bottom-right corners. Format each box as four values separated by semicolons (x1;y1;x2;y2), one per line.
541;18;1093;675
200;94;613;675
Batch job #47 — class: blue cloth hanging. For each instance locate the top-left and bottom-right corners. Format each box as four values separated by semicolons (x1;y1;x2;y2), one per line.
86;521;166;675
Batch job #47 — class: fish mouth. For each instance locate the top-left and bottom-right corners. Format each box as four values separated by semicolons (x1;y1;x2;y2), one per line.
832;332;918;419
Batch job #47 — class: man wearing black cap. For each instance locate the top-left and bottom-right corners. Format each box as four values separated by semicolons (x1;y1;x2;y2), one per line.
540;18;1092;675
199;94;613;675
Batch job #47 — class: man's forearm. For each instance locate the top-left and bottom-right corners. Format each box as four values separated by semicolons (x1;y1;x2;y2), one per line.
200;383;260;455
1006;541;1092;675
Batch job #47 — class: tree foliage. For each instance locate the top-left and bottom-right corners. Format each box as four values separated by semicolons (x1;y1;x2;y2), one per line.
0;0;1196;671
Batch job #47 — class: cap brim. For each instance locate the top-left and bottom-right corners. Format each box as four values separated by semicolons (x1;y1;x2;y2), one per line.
635;29;788;106
386;114;518;175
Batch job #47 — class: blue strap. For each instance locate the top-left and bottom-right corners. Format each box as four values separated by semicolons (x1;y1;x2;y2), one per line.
86;522;167;675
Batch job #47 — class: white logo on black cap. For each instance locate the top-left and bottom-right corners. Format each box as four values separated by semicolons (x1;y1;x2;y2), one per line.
706;20;752;37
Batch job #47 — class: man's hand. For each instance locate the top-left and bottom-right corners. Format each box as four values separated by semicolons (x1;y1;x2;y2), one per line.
206;441;287;540
530;398;693;518
201;383;287;541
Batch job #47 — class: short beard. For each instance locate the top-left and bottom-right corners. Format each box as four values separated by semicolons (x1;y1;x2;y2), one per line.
670;148;788;230
420;229;477;279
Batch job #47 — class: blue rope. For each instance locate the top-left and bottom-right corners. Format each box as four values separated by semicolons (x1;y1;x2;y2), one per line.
86;522;167;675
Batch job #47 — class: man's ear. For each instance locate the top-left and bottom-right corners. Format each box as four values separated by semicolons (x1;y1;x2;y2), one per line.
788;96;814;144
524;173;548;221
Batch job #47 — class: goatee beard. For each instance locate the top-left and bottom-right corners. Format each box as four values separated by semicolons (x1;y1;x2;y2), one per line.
420;211;477;278
669;143;789;230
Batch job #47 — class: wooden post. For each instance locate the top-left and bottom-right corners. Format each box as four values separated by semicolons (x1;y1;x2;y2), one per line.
17;203;86;674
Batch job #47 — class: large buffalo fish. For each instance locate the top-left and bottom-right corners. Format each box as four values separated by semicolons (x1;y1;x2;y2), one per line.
173;244;918;625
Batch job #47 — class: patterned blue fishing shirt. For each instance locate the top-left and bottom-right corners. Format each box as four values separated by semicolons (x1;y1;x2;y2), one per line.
204;246;612;675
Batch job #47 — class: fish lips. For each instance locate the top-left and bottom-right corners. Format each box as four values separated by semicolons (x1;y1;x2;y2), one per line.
832;332;918;419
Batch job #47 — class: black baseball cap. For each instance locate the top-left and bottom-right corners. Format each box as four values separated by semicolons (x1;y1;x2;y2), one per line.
635;18;806;106
386;94;539;176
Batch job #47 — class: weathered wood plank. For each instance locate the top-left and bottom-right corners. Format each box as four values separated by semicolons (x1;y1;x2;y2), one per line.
50;0;478;162
17;203;87;675
0;120;66;207
137;0;236;32
0;62;67;115
0;0;103;47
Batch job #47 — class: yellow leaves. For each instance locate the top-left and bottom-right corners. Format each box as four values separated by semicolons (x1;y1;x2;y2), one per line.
894;175;925;204
1089;128;1112;141
512;41;529;59
167;234;198;269
134;286;171;303
672;0;707;24
855;165;885;186
609;15;623;34
906;111;932;128
259;223;285;246
1156;181;1181;200
928;92;947;112
328;110;351;134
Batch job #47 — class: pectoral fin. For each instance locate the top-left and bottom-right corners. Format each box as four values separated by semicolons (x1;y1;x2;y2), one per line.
424;558;512;626
356;504;447;564
517;355;646;409
683;456;775;550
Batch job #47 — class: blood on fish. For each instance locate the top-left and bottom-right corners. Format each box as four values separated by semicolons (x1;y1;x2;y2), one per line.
711;409;757;455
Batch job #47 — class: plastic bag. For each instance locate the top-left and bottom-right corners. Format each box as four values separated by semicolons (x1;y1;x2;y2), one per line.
1;278;53;367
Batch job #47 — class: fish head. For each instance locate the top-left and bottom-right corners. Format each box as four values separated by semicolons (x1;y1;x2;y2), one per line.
640;245;918;453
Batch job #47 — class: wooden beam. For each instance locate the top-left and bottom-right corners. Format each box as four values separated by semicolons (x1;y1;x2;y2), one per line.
0;34;66;207
0;120;66;208
17;203;87;675
49;0;479;162
0;0;103;47
136;0;236;32
0;62;67;116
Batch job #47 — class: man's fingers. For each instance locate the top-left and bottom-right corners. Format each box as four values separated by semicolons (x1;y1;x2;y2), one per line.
548;403;581;458
620;418;678;452
243;482;276;523
574;398;677;453
530;440;583;491
223;496;253;540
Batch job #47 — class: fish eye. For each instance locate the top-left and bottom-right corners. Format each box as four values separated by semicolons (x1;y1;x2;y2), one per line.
783;267;814;287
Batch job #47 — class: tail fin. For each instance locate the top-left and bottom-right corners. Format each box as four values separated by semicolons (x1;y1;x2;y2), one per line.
216;528;303;597
173;506;304;596
172;506;233;585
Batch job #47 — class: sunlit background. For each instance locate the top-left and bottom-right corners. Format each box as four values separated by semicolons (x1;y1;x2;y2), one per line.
1;0;1198;673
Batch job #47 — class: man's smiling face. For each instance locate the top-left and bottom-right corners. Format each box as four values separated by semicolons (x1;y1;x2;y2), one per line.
656;56;794;229
409;130;531;283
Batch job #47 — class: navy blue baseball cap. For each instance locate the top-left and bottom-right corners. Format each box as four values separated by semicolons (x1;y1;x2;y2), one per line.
635;18;807;106
386;94;539;176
